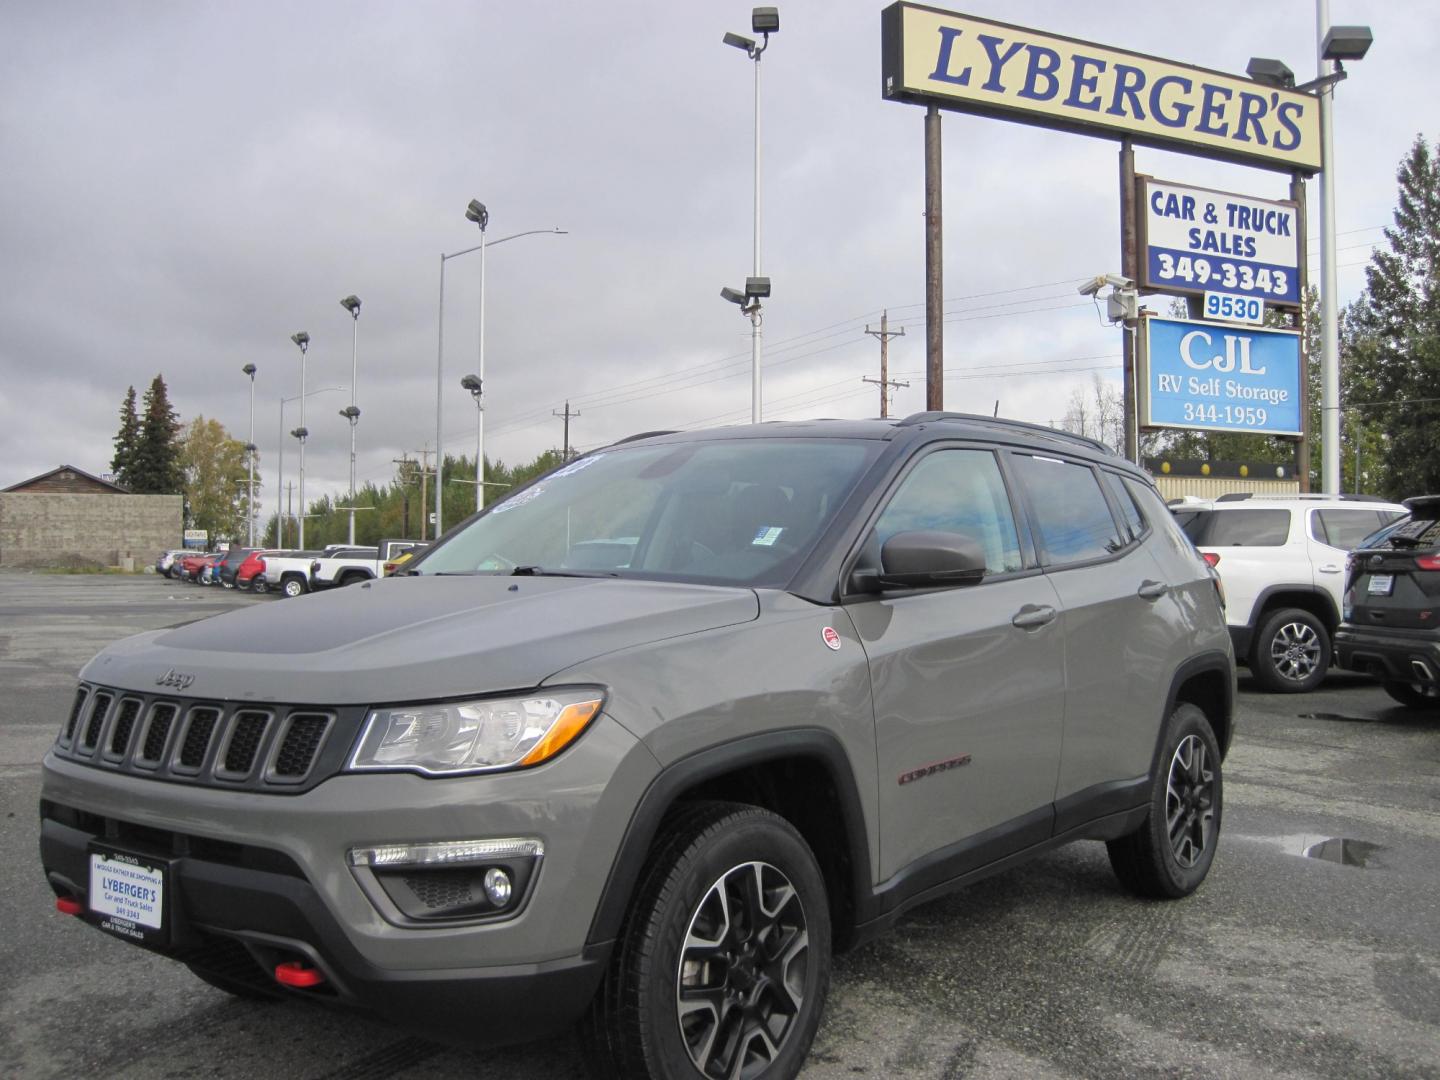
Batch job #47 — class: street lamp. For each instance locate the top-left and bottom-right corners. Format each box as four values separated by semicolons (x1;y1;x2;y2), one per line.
1248;13;1371;493
460;374;484;513
241;363;257;546
339;295;362;543
722;6;778;423
434;206;567;540
289;331;311;547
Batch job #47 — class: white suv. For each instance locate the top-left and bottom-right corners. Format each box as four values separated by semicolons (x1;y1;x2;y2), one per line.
1172;494;1406;692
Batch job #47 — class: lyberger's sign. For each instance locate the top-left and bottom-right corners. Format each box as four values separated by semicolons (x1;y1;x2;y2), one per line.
881;4;1321;173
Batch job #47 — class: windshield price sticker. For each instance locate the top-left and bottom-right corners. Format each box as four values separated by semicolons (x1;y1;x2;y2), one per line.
1203;292;1264;325
1139;316;1301;436
1141;179;1300;305
89;850;165;933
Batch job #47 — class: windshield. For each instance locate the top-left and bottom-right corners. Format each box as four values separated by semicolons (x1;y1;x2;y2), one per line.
414;438;878;586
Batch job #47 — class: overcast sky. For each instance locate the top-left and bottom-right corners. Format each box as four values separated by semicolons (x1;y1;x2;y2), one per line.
2;1;1434;507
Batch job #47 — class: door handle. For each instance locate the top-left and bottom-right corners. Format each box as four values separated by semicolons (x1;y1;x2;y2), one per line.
1137;580;1170;600
1318;564;1342;574
1012;604;1057;630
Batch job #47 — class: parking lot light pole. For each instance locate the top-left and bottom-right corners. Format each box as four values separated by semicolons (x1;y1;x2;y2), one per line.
723;7;778;422
275;386;338;550
433;208;567;539
340;296;362;543
242;364;257;546
290;332;310;546
461;374;484;513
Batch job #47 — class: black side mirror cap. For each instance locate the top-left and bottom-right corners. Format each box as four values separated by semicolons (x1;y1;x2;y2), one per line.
876;530;987;589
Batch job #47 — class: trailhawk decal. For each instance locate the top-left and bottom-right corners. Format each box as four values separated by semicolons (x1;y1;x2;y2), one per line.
898;754;972;786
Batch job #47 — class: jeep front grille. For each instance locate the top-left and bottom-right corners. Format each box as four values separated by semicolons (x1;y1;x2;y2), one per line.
52;684;360;795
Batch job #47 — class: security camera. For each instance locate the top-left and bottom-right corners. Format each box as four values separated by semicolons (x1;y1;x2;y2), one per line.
1077;273;1134;297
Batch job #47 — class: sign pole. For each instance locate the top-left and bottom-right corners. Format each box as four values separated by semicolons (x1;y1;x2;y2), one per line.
1291;171;1311;491
1120;138;1138;462
924;105;943;410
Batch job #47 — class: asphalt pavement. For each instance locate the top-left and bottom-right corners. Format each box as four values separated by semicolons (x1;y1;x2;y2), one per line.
2;572;1437;1079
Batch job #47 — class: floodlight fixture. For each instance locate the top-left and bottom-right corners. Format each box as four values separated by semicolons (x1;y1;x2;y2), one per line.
745;276;771;299
721;286;747;306
291;331;309;351
460;373;483;394
244;442;257;453
465;199;489;229
751;7;779;35
1322;25;1373;63
1246;57;1295;88
340;294;362;316
723;31;755;52
340;405;361;420
242;363;257;376
291;426;308;440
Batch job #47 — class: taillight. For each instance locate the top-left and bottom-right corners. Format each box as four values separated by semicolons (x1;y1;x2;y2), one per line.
382;562;397;575
1416;554;1440;571
1202;551;1220;568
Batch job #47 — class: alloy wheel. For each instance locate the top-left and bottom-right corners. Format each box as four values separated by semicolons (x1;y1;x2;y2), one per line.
1269;620;1321;682
676;861;809;1079
1165;734;1215;868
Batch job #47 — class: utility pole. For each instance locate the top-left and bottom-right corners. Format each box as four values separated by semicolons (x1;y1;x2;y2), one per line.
862;310;908;418
553;401;580;459
409;448;435;539
392;454;414;539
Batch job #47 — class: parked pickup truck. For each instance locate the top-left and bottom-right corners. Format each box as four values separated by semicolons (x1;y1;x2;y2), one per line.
307;539;428;591
255;551;324;598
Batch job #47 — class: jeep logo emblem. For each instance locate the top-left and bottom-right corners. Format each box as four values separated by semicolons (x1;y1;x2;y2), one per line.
155;669;196;690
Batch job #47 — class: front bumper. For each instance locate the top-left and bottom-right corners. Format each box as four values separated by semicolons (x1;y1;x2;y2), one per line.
1335;624;1440;685
38;712;657;1045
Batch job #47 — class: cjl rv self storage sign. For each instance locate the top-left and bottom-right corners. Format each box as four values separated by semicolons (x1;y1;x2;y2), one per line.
1140;178;1300;305
1139;317;1302;436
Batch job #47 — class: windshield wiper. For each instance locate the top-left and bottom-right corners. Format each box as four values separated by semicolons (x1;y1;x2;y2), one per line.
511;565;619;578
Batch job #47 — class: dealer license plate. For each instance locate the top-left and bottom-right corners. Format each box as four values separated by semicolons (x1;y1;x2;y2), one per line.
88;848;167;944
1368;574;1394;596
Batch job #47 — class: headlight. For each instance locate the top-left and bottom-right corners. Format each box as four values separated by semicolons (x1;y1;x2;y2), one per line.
347;687;605;776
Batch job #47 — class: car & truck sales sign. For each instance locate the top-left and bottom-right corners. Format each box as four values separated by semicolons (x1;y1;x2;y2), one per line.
880;4;1321;173
1139;317;1302;436
1140;179;1300;306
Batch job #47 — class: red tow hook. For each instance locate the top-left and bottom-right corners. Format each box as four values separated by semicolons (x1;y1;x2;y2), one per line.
274;960;326;988
55;897;84;916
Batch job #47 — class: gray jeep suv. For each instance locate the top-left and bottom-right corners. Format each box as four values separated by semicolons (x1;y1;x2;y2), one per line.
39;413;1233;1080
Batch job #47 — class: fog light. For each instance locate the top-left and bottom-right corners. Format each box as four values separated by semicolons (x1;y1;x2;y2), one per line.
483;868;513;907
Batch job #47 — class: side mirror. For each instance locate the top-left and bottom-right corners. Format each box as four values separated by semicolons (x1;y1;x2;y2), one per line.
872;530;987;590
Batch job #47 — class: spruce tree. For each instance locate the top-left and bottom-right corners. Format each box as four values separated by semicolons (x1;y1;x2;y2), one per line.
1350;135;1440;499
129;374;184;493
110;386;140;488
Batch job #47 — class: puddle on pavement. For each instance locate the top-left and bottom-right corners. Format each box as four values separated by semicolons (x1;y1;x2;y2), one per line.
1232;833;1385;868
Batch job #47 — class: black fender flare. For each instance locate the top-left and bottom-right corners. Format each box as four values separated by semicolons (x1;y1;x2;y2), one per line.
1152;649;1235;768
1249;584;1340;633
585;727;874;948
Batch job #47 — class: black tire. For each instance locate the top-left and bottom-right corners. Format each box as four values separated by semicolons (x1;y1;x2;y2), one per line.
187;964;282;1002
249;577;268;594
281;576;307;598
581;802;831;1080
337;572;368;587
1108;703;1222;899
1250;607;1330;693
1382;680;1439;709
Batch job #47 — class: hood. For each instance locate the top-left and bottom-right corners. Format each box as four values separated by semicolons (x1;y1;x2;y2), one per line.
81;575;760;705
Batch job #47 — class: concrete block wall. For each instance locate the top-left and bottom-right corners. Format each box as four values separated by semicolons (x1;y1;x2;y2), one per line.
0;493;183;568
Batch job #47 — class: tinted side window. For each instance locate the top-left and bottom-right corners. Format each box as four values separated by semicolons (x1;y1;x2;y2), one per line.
874;449;1023;574
1188;509;1290;546
1012;455;1125;565
1103;472;1147;542
1312;508;1396;549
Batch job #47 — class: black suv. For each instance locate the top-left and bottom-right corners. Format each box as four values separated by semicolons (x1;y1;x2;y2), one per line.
1336;495;1440;708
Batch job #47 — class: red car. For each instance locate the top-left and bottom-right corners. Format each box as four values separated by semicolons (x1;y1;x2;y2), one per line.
177;552;222;583
235;550;273;592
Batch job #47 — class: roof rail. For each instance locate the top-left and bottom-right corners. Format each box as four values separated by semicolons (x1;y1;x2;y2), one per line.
1215;492;1252;501
895;411;1117;456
